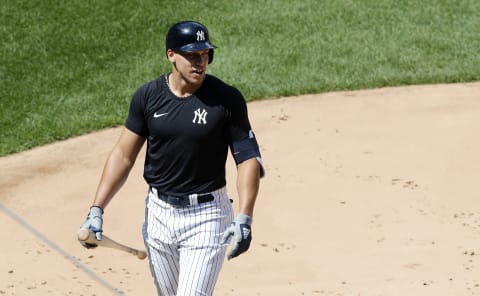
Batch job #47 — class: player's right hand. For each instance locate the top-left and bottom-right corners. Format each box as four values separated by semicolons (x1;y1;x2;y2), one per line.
79;206;103;249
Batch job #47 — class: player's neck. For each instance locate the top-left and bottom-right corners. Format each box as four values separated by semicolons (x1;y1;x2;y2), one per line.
167;72;203;98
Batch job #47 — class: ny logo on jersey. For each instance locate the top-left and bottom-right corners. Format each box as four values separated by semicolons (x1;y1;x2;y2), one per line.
196;30;205;41
192;108;208;124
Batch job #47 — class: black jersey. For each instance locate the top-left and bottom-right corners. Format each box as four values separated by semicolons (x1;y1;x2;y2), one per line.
125;74;253;195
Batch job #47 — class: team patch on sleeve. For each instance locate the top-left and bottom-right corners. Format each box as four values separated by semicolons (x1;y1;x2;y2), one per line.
231;130;265;177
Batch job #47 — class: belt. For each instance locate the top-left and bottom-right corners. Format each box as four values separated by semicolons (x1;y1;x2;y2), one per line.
152;188;214;207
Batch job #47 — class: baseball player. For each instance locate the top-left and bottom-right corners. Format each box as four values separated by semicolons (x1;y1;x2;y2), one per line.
79;20;264;295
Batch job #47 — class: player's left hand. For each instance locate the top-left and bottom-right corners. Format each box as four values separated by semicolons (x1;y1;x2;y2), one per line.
221;214;252;260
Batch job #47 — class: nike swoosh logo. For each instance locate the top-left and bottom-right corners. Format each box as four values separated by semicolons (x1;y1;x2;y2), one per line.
154;112;168;118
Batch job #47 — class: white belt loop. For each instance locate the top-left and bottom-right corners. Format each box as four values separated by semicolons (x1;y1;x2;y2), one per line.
188;193;199;206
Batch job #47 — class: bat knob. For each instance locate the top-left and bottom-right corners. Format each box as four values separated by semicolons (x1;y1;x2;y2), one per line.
77;229;98;249
77;228;90;241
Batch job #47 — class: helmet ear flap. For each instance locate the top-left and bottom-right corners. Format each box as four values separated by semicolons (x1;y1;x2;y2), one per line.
208;50;214;64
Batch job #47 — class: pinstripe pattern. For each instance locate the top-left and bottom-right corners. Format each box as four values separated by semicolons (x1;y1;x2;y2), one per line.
143;187;234;296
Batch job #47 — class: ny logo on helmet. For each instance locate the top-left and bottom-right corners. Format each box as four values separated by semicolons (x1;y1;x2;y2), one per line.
196;30;205;41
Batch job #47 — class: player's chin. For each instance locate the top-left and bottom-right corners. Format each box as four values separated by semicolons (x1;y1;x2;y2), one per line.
190;70;206;82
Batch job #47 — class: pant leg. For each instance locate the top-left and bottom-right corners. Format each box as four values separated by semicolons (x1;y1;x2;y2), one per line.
143;189;181;296
176;188;234;296
177;244;227;296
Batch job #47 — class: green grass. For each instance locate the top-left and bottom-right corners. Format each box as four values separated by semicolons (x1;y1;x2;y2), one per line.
1;0;479;156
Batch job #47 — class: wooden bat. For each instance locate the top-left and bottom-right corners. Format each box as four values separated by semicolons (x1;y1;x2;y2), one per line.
77;229;147;260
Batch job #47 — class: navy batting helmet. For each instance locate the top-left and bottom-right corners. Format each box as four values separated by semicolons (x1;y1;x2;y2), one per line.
165;21;217;64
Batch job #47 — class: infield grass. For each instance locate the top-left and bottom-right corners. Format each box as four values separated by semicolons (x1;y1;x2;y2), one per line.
1;0;480;156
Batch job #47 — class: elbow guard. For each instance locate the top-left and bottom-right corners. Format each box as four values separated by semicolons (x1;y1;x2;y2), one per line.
231;130;265;177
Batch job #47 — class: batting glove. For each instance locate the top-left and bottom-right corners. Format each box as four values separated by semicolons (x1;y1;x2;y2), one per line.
221;214;252;260
79;206;103;249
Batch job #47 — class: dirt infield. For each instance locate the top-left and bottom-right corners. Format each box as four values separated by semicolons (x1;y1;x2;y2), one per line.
1;82;480;295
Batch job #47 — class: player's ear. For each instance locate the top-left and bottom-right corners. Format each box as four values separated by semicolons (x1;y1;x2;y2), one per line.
167;49;176;62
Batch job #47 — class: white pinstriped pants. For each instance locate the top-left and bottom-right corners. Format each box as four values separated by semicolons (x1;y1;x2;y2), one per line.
143;187;234;296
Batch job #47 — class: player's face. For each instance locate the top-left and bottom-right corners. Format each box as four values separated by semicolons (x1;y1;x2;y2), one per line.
170;49;210;85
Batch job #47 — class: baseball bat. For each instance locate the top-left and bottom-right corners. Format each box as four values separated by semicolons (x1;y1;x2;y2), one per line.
77;229;147;260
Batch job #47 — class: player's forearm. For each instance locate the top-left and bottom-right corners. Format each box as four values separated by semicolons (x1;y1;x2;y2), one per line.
236;158;261;217
92;148;136;209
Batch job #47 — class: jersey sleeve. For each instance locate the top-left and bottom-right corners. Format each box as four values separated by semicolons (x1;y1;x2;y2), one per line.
125;84;149;137
226;89;252;142
227;88;265;177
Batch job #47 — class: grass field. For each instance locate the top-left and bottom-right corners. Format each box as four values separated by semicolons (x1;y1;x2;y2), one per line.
1;0;479;156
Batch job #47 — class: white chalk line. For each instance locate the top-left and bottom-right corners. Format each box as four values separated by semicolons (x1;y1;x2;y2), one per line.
0;201;124;295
